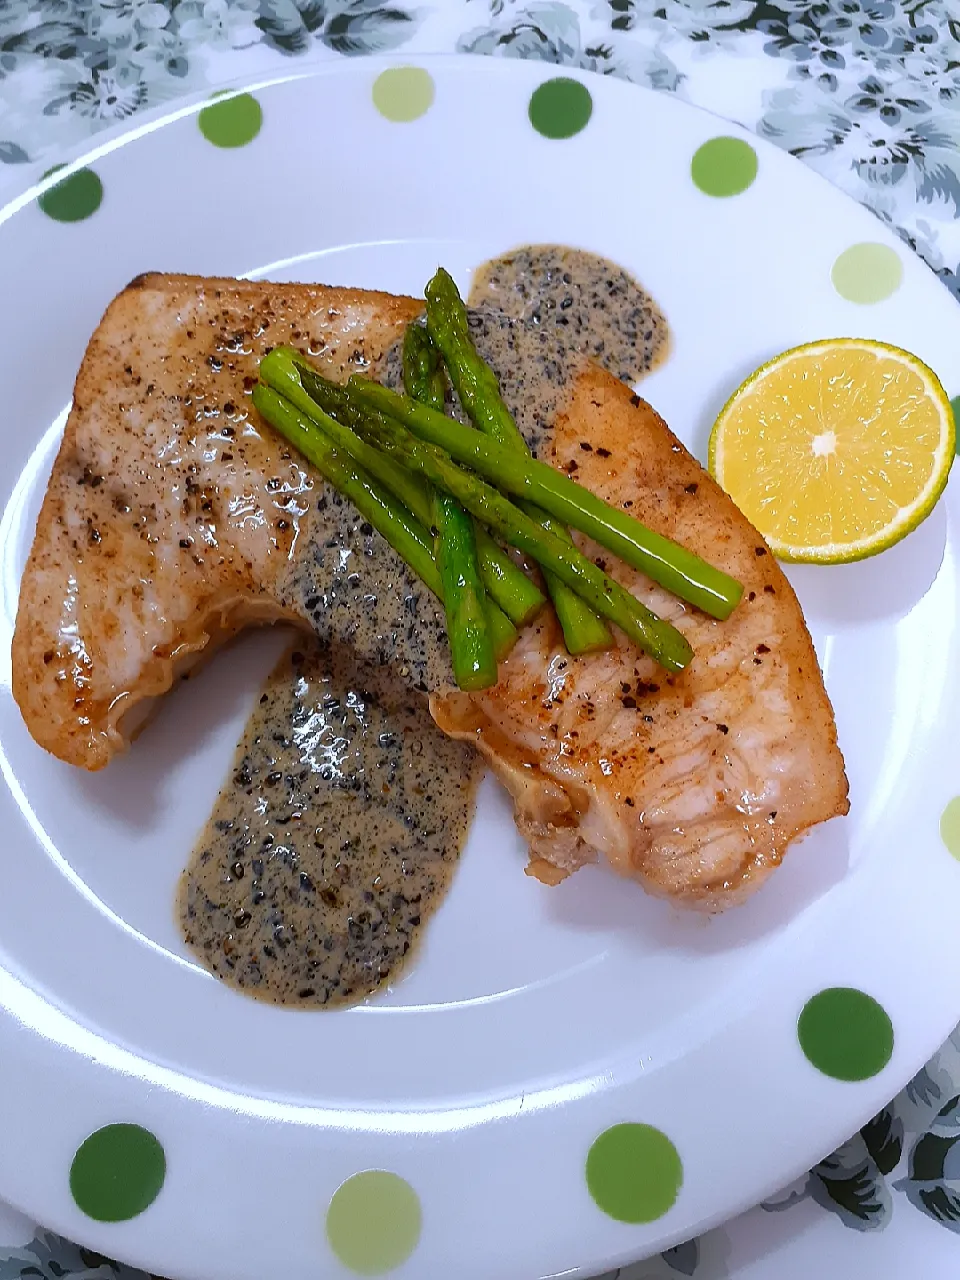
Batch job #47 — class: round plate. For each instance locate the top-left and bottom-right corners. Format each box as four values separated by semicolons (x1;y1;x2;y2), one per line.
1;54;959;1280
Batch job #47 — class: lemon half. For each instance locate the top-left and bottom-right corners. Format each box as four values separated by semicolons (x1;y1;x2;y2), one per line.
708;338;955;563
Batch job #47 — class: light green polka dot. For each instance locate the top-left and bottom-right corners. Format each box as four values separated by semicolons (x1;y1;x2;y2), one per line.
528;77;593;140
586;1123;683;1224
951;397;960;455
198;93;263;148
37;165;103;222
831;242;902;304
798;988;894;1081
372;67;435;123
69;1124;166;1222
326;1170;421;1275
690;136;758;197
941;796;960;857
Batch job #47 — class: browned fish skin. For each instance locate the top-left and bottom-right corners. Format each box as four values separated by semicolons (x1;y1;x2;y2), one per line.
12;273;423;770
431;368;849;910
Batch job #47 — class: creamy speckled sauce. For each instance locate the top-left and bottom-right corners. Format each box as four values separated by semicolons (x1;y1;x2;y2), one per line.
470;244;668;389
180;246;670;1007
179;643;482;1007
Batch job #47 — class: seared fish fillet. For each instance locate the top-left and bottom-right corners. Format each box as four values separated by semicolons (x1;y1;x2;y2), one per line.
12;273;446;770
432;367;849;908
12;275;848;909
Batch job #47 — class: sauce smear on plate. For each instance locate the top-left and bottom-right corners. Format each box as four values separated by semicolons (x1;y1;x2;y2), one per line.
179;644;482;1007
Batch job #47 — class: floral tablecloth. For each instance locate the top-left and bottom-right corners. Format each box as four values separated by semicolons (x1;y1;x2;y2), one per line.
2;1;960;1277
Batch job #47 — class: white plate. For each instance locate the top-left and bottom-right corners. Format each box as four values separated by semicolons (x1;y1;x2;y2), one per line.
1;53;959;1280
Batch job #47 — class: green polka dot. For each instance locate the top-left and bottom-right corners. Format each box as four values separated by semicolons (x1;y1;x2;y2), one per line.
326;1170;421;1275
950;397;960;454
198;93;262;148
528;77;593;140
690;137;758;197
798;988;894;1081
831;242;902;304
371;66;435;123
586;1123;683;1224
37;165;103;222
69;1124;165;1222
940;796;960;857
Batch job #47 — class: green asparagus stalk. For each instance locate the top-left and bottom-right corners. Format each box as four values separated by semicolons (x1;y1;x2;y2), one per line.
308;354;544;628
484;596;519;662
344;405;694;672
433;490;497;688
252;384;443;597
472;531;543;628
252;384;517;665
402;323;496;691
425;267;613;655
261;347;433;522
402;323;549;630
402;321;447;413
349;378;743;622
262;347;544;628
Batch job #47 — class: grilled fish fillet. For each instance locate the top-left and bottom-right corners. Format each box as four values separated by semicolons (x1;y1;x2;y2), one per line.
431;367;849;908
12;273;435;770
12;274;848;909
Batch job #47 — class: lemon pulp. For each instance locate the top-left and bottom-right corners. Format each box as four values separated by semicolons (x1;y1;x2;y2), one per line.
709;338;954;563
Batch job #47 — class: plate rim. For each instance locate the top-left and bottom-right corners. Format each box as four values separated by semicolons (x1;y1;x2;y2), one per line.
0;51;958;1280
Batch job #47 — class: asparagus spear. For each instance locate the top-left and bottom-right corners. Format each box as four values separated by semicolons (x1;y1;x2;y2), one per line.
343;404;694;672
349;379;743;621
471;529;544;628
262;346;544;628
256;371;687;668
261;347;433;522
402;321;447;413
252;384;517;664
402;323;496;691
432;490;497;688
252;384;442;596
481;594;518;663
425;267;613;656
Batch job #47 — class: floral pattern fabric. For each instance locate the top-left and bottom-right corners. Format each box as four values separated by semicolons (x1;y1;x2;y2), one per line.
1;1;960;1276
4;0;960;297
